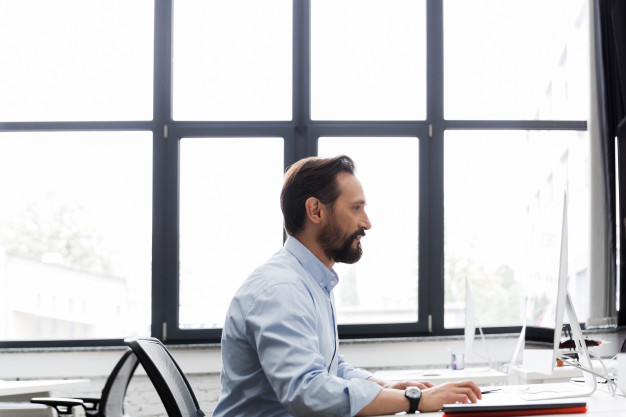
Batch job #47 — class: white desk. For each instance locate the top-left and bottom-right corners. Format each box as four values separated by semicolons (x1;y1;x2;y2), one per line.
0;379;89;401
510;359;619;384
374;367;509;386
0;379;89;417
379;383;626;416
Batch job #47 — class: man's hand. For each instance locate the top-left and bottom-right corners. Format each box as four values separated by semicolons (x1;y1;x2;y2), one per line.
357;379;482;416
418;381;482;412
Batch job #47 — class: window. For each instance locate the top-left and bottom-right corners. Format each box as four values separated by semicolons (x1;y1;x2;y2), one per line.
0;132;152;341
442;0;591;331
0;0;153;121
0;0;600;347
0;0;153;346
444;0;589;120
443;130;590;328
178;137;284;329
172;0;292;121
311;0;427;120
319;137;420;324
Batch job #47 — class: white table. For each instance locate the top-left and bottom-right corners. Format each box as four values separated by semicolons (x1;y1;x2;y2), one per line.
509;359;619;384
374;366;509;386
378;383;626;416
0;379;89;417
0;379;89;401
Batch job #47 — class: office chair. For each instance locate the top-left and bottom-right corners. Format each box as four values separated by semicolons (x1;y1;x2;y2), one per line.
31;348;139;417
124;337;205;417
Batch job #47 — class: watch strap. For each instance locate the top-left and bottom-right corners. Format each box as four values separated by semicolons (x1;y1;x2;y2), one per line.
405;388;421;413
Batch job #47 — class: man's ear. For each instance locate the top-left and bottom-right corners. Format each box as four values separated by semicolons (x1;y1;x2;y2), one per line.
304;197;323;225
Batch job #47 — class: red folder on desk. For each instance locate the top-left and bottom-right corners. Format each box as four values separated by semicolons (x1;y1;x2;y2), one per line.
442;401;587;417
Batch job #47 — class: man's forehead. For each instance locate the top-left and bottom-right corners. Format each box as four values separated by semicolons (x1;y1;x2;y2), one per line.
336;172;366;202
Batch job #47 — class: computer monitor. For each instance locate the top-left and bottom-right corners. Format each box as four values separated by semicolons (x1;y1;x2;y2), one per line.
463;277;495;370
521;194;596;400
464;276;476;357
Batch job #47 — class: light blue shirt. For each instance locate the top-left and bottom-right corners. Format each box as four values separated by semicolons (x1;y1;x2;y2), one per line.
213;236;382;417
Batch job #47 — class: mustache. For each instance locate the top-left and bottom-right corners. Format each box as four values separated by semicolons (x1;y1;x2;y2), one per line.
350;229;366;240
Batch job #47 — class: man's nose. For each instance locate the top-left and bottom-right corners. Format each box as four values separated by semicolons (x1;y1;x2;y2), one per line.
360;212;372;230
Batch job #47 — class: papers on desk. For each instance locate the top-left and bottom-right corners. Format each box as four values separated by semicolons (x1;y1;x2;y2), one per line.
442;386;588;417
442;401;587;416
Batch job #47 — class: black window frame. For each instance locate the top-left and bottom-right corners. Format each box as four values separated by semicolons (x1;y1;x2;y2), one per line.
0;0;609;349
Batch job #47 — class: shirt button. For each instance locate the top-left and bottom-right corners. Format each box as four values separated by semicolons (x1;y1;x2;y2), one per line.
319;281;324;287
331;280;336;285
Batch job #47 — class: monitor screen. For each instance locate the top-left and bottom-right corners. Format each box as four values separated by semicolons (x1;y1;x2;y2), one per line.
519;195;596;397
522;195;569;373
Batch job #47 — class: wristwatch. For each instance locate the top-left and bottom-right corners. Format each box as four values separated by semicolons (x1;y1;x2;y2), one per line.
404;386;422;413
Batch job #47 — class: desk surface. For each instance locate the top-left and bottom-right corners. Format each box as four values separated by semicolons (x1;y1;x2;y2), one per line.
374;367;508;386
510;359;619;384
0;379;89;397
378;383;626;416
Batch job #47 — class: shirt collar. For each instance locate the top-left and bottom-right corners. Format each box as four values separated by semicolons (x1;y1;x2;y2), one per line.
284;235;339;293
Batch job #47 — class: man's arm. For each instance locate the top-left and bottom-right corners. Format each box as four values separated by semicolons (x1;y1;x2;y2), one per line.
356;388;410;416
356;381;482;416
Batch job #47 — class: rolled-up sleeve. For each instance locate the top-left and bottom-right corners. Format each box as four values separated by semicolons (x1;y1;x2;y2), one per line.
244;282;382;417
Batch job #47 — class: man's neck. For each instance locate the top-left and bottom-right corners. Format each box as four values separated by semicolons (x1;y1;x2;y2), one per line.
291;233;335;270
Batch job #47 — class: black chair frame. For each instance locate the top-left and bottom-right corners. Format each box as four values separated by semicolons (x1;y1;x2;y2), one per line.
124;337;205;417
31;348;139;417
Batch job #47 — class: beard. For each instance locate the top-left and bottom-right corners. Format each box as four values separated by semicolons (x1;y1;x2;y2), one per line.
318;216;365;264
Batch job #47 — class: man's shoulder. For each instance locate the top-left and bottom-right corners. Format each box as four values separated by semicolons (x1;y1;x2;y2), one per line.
246;248;308;288
231;251;315;318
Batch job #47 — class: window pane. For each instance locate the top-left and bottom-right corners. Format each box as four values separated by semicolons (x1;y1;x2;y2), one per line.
312;0;426;121
319;137;419;324
0;1;154;122
0;132;152;340
179;138;284;328
444;0;589;120
173;0;292;121
444;130;590;328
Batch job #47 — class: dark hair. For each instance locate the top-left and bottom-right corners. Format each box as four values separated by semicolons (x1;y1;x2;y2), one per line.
281;155;356;235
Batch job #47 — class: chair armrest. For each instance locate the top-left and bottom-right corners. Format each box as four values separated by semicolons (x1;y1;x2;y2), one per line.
31;397;85;415
75;397;100;411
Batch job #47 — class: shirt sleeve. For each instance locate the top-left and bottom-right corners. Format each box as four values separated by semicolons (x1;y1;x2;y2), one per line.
337;354;375;380
243;282;382;417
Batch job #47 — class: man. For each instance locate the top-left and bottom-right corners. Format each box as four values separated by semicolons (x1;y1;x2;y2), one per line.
213;155;481;416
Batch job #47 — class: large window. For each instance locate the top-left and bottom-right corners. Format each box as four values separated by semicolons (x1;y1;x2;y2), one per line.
0;132;152;342
178;138;284;329
0;0;600;346
444;0;589;120
443;130;590;328
172;0;292;121
0;0;153;121
442;0;591;331
0;0;153;346
311;0;427;120
319;137;420;324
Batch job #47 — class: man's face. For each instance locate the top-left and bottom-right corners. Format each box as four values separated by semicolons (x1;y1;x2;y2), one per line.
317;172;371;264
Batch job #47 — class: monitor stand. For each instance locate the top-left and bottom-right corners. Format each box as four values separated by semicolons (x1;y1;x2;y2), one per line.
521;291;597;400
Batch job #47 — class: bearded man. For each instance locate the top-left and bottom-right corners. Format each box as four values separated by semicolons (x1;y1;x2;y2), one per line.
213;155;481;417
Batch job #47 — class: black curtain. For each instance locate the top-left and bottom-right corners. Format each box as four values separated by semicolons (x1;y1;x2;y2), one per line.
594;0;626;325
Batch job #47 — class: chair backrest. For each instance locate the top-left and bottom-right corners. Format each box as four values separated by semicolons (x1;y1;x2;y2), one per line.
99;348;140;417
124;337;205;417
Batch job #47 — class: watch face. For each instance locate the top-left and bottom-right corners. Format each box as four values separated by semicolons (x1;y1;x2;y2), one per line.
406;387;421;399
